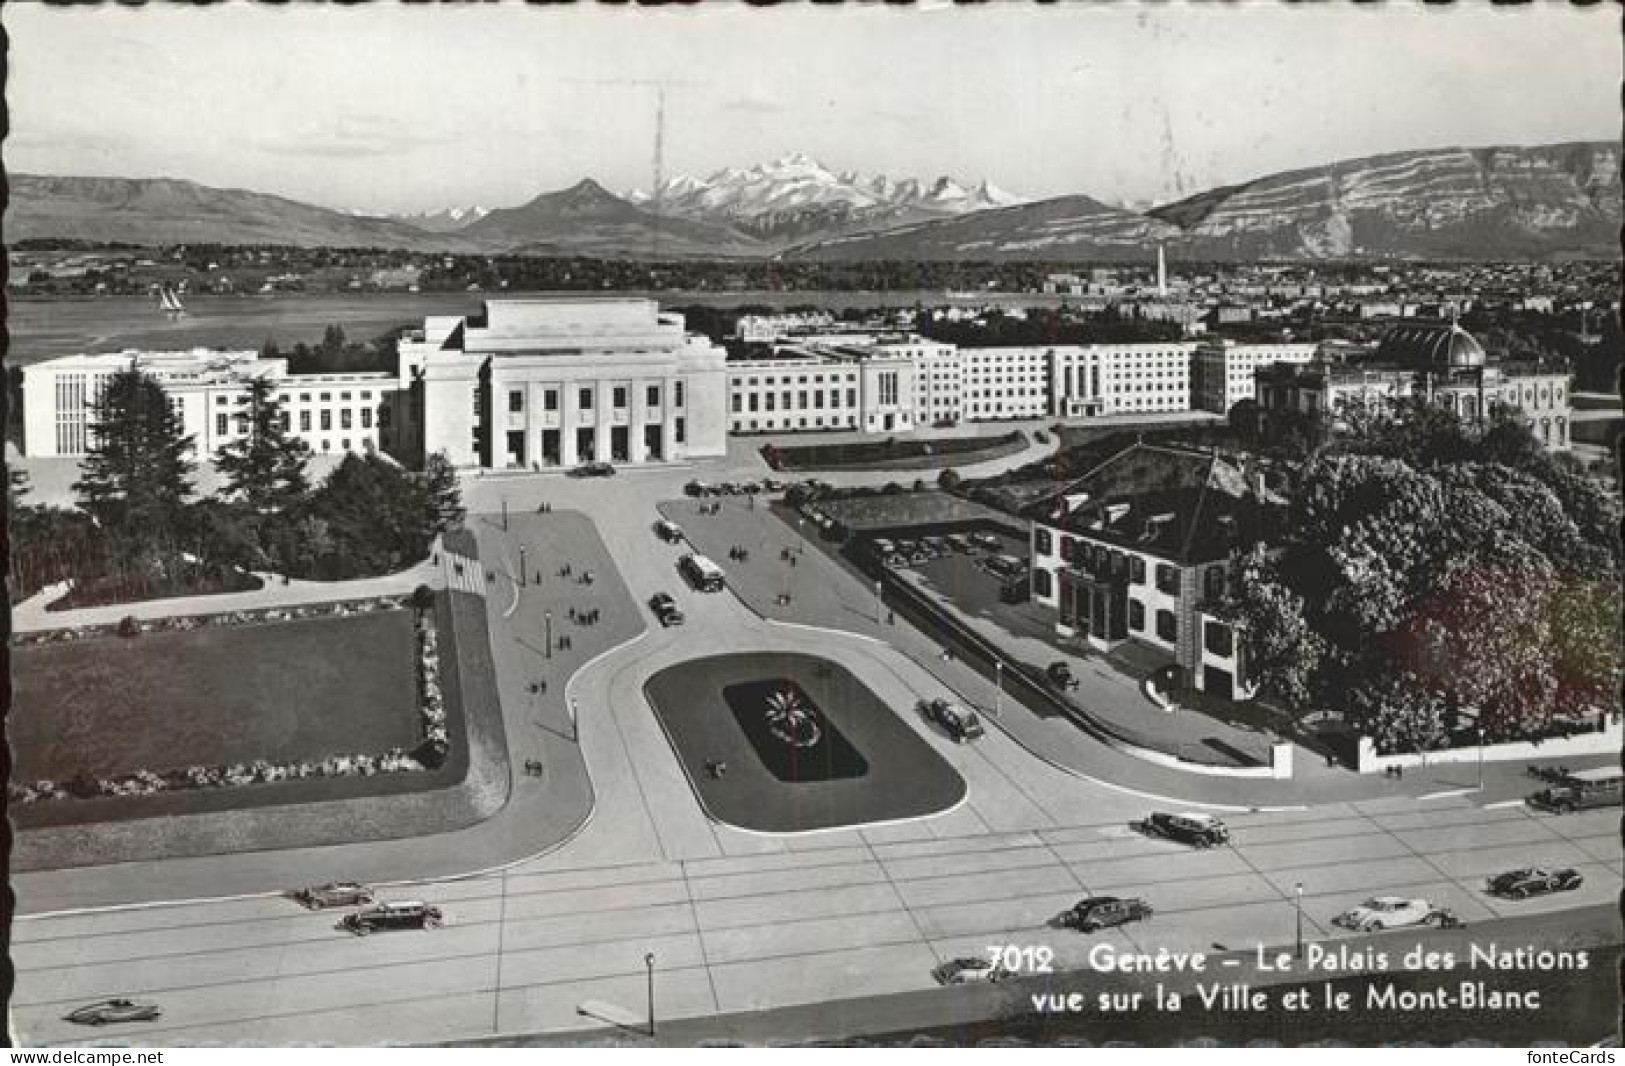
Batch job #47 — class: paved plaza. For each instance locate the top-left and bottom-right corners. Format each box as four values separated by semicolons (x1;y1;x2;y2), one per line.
11;447;1620;1045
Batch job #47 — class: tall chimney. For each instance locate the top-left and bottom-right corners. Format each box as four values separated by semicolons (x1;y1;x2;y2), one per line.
1156;244;1168;298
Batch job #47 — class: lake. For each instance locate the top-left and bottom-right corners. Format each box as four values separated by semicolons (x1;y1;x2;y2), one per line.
6;290;1070;365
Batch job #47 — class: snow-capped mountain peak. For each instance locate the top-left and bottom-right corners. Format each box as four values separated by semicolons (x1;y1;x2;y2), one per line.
393;204;491;232
615;155;1027;245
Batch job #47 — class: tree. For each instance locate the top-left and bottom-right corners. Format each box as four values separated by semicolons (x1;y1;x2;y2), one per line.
1227;399;1261;449
1346;672;1447;756
72;368;195;537
215;376;311;513
418;451;465;533
1218;545;1325;708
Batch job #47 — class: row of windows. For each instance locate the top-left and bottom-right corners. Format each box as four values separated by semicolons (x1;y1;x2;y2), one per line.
215;389;376;406
732;415;857;431
737;373;857;387
1126;599;1178;644
509;382;684;413
216;408;389;435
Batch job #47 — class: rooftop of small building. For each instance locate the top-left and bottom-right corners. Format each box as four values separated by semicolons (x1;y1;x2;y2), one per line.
1025;441;1278;565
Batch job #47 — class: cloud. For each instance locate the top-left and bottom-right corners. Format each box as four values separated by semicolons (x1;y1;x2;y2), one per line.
242;114;454;159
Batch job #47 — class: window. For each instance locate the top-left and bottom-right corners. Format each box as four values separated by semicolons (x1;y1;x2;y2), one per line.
798;391;808;408
320;392;331;402
579;387;594;410
1155;563;1180;595
1156;609;1177;643
749;394;760;412
300;393;311;402
675;382;685;407
1131;557;1147;584
675;417;686;443
322;440;331;452
1204;621;1233;658
361;391;372;401
321;410;332;431
342;438;351;451
1032;569;1054;598
783;390;792;409
1034;528;1053;555
279;411;291;432
341;392;352;402
379;407;391;429
341;409;352;430
362;409;373;429
509;391;524;413
1203;565;1225;601
848;388;857;407
216;413;228;435
647;385;660;407
300;410;311;432
814;390;825;409
613;387;628;409
1129;599;1145;631
765;394;776;412
544;390;559;412
732;394;742;413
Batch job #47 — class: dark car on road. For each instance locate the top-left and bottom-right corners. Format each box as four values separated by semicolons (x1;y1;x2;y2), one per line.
292;881;376;910
1487;867;1584;899
1139;812;1230;848
1046;661;1080;690
654;518;685;543
650;592;685;627
570;461;616;478
1060;896;1153;932
338;901;444;935
932;957;1012;985
64;999;162;1026
920;698;985;743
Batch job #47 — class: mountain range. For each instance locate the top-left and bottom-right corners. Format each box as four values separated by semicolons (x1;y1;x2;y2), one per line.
9;141;1618;262
624;153;1025;244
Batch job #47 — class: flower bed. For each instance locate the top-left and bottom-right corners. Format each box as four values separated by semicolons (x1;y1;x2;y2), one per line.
9;596;451;805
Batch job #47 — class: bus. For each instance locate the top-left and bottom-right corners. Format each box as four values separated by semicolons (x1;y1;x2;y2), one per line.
679;553;727;593
1528;766;1622;813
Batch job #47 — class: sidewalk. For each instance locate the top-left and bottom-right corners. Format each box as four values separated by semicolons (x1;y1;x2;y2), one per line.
12;555;441;633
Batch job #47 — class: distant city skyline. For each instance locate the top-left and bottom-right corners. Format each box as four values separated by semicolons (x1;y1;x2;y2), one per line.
6;3;1618;216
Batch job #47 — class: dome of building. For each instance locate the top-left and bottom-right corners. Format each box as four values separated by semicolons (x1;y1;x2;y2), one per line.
1375;321;1487;370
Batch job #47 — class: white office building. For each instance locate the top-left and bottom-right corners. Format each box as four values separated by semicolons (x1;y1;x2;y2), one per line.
396;297;728;469
22;348;398;460
1049;342;1200;418
1192;340;1319;414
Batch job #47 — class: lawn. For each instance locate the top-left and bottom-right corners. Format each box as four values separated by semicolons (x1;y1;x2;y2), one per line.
13;609;419;782
643;651;965;833
765;430;1026;471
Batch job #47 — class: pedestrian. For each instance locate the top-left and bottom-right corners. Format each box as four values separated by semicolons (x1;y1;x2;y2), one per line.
568;606;576;621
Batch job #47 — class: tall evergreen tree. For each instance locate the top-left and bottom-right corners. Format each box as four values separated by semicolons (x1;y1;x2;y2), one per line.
72;368;195;535
418;451;465;533
215;375;311;512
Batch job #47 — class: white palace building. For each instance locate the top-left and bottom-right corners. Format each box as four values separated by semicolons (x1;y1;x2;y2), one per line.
22;297;731;471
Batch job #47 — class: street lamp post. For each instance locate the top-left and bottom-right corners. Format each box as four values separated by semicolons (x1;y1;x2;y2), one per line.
644;952;656;1038
519;545;527;588
1476;727;1486;791
569;697;579;743
994;660;1004;718
874;579;884;625
545;610;553;659
502;497;509;532
1294;882;1305;960
797;517;805;556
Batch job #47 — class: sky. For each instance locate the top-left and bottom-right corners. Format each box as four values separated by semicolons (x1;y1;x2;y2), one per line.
5;2;1619;216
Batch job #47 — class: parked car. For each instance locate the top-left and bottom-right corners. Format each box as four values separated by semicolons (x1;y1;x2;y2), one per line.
970;532;1003;552
760;478;782;492
64;999;162;1026
338;901;444;935
654;518;685;543
1060;896;1153;933
292;881;376;910
1046;662;1080;690
1486;867;1583;899
921;698;985;743
1527;769;1623;813
1331;896;1455;932
932;957;1011;985
570;461;616;478
683;480;709;497
946;534;973;553
1139;812;1230;848
649;592;685;627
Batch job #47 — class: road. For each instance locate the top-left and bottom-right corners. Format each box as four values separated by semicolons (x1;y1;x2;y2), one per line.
13;454;1619;1046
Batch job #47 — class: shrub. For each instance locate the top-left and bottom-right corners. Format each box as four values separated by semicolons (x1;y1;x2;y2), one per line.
117;615;142;638
938;467;962;491
411;583;436;612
